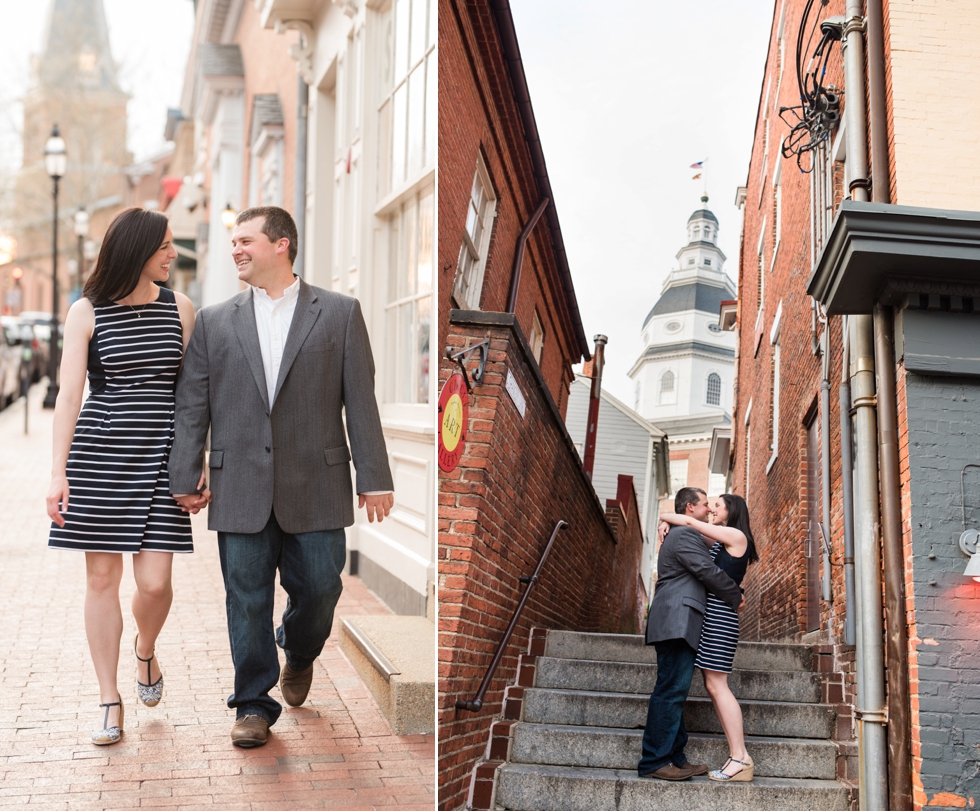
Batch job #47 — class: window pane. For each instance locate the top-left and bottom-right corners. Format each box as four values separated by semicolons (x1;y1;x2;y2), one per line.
392;82;407;187
425;53;436;168
410;0;427;67
417;295;430;403
379;5;393;100
377;98;392;198
418;188;433;296
394;0;409;82
403;196;418;298
407;64;425;179
427;0;435;50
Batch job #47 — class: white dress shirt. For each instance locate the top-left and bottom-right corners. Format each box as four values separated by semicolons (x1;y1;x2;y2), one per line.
252;276;301;407
251;277;390;498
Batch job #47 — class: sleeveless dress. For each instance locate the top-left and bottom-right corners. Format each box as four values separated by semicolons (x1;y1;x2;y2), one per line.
694;542;748;673
48;286;193;554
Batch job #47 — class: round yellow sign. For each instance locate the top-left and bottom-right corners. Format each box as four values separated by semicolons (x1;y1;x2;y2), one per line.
442;393;463;452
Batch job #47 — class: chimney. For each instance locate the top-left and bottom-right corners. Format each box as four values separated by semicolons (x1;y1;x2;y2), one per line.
582;335;608;480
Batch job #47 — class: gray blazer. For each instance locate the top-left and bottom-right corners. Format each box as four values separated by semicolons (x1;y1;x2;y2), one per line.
169;279;393;534
645;525;744;649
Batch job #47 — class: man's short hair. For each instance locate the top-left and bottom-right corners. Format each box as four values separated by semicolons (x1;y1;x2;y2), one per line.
675;486;707;515
236;206;298;264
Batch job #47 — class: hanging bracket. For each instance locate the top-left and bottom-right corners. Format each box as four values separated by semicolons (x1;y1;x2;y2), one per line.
446;340;490;392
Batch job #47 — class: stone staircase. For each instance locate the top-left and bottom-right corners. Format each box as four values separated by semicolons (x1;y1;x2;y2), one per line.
485;630;854;811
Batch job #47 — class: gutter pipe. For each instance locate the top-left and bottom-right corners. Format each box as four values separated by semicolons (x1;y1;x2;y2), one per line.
839;319;856;647
506;196;549;314
820;330;832;602
866;0;912;804
842;3;889;809
294;55;309;278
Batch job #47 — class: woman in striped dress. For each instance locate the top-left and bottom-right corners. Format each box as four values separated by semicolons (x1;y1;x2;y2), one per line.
46;208;207;745
659;494;759;781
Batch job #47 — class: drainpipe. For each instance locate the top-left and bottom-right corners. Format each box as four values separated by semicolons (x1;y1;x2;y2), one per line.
842;2;889;809
294;68;309;279
819;329;832;602
866;0;912;804
505;196;549;314
582;335;607;480
839;318;856;647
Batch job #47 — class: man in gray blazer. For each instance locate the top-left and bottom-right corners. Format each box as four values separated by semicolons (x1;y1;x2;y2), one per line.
170;206;393;747
638;487;743;780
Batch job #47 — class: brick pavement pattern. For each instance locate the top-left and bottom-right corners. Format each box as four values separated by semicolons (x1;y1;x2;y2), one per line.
0;386;434;810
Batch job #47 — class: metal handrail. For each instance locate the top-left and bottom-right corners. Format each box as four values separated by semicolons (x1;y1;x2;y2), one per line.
455;519;568;712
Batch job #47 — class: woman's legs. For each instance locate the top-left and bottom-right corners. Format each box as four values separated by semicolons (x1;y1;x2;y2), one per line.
84;552;124;725
131;551;174;686
702;668;750;776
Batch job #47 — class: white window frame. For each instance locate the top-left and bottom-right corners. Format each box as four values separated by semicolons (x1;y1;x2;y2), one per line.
659;369;677;405
755;217;766;332
705;371;722;407
452;154;496;309
772;158;783;265
529;309;545;365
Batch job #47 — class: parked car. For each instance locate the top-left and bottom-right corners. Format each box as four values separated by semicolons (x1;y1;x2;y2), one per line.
1;317;44;383
16;311;56;372
0;321;23;408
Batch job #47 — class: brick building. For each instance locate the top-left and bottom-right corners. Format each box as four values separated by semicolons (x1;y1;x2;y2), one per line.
166;0;437;640
439;1;649;808
731;0;980;809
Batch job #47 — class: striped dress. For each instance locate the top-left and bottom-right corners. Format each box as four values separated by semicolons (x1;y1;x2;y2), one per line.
49;286;193;554
694;542;748;673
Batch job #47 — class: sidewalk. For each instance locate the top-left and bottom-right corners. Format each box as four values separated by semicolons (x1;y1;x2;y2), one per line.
0;384;434;810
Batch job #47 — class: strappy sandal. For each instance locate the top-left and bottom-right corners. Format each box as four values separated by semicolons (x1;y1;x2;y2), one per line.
91;697;124;745
135;634;164;707
708;756;754;782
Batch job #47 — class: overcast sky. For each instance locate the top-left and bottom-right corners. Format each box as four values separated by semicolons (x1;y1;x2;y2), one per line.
0;0;195;168
510;0;776;403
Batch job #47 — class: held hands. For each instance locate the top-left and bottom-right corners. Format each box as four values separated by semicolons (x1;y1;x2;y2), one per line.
173;469;212;514
359;492;394;523
46;475;70;527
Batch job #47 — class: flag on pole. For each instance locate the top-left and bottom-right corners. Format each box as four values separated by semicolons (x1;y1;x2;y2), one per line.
692;173;702;180
690;160;705;169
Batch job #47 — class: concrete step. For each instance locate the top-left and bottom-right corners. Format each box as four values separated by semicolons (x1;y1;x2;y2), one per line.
510;724;838;780
520;688;836;740
337;615;434;735
533;656;823;703
495;764;850;811
544;631;813;672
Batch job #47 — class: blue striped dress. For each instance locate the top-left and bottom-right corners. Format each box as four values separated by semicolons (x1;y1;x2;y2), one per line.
694;542;747;673
49;286;193;554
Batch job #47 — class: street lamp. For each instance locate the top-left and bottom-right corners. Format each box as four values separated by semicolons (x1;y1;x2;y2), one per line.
73;209;89;298
42;124;67;409
221;203;237;229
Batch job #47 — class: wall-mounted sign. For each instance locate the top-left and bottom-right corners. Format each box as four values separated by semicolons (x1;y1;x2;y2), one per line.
505;368;526;419
438;373;468;472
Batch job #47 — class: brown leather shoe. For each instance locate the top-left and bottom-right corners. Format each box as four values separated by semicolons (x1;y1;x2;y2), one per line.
280;663;315;707
230;715;269;748
685;762;708;776
639;763;694;781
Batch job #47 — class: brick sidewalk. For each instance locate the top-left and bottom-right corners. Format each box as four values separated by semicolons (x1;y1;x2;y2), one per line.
0;384;434;810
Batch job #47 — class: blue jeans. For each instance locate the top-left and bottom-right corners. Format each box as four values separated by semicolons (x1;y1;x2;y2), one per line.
638;638;697;775
217;511;346;725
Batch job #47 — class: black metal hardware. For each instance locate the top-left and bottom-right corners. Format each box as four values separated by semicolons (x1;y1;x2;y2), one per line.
455;520;568;713
445;340;490;391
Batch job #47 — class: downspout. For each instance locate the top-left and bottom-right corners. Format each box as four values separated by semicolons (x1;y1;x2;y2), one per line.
842;3;889;810
505;196;549;314
839;318;856;647
867;0;912;805
294;68;309;279
819;328;832;602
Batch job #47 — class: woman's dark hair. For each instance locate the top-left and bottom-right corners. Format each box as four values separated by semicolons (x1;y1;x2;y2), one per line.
721;494;760;565
83;208;169;305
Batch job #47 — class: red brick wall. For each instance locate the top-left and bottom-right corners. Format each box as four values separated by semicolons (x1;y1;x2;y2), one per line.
438;315;644;811
438;0;582;417
728;0;859;781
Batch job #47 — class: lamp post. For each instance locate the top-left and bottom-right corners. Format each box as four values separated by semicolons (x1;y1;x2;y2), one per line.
73;209;89;299
42;124;67;409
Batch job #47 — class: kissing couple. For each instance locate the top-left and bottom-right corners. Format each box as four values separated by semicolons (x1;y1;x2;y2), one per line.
638;486;760;782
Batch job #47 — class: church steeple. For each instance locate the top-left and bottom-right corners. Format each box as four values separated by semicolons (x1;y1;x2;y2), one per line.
36;0;122;94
